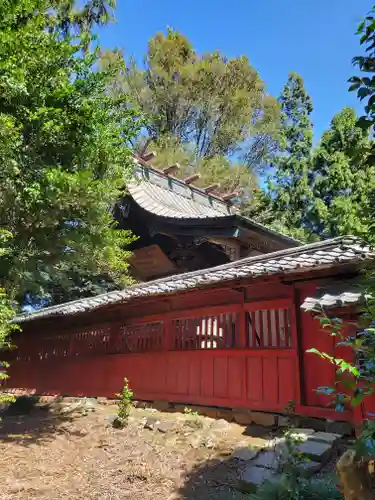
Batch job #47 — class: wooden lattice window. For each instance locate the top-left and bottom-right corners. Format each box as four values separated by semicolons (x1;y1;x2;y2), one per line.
171;311;239;350
246;300;293;348
70;327;112;357
117;321;164;353
15;333;72;361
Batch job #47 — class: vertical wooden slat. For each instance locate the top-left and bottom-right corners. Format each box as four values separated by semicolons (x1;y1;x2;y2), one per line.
251;311;257;347
175;320;179;350
201;316;205;348
159;322;163;350
256;310;263;347
275;308;281;347
185;318;189;349
186;318;191;349
182;319;186;350
207;316;211;348
198;317;202;349
180;319;184;349
286;309;292;347
139;326;143;351
290;287;302;406
220;314;225;347
266;309;272;347
182;319;187;349
135;326;139;351
180;320;184;350
176;320;180;350
190;318;196;349
163;319;171;351
282;308;288;347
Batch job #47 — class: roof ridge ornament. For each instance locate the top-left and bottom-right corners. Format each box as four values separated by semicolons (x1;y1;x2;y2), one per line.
163;163;180;175
140;151;157;162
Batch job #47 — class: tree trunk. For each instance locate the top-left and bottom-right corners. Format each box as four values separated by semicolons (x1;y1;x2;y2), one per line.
337;449;375;500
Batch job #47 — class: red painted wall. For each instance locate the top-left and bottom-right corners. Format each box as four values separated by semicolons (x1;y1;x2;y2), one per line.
7;350;297;412
6;277;372;423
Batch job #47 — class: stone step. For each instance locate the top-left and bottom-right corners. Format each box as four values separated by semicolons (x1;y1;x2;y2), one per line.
310;431;342;445
297;439;332;463
237;465;275;493
296;460;322;478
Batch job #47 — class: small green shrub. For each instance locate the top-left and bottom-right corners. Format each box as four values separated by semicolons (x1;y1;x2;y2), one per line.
184;407;199;417
115;378;133;428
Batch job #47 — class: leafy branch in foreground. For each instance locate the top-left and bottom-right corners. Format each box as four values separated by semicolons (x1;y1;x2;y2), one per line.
0;1;141;306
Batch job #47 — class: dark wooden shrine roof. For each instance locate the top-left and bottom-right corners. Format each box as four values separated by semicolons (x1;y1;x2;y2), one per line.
129;159;300;248
15;236;375;324
129;161;233;219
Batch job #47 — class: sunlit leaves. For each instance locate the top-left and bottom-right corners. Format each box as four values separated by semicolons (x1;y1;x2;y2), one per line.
0;0;140;305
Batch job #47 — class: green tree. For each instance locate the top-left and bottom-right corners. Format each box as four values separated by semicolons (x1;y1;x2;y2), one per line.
0;231;18;409
348;5;375;132
268;74;374;241
111;28;280;166
0;0;140;306
309;107;374;239
266;72;314;241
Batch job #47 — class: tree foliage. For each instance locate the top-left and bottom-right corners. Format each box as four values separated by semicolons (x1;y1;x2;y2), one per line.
349;5;375;132
0;0;140;306
309;107;374;238
267;73;374;241
109;28;280;167
0;230;18;407
263;73;314;241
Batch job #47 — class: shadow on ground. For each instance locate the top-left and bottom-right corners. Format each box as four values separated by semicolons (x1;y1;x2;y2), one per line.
0;398;84;447
178;455;249;500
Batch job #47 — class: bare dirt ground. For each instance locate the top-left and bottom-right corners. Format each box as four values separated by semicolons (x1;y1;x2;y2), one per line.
0;402;271;500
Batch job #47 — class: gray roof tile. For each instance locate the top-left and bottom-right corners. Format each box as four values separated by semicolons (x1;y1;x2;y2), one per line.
15;236;375;324
301;280;373;311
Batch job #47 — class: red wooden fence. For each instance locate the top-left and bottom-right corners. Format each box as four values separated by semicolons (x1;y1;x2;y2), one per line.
7;290;369;424
7;299;301;413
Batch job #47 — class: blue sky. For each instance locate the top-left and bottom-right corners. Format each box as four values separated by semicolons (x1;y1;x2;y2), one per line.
98;0;373;142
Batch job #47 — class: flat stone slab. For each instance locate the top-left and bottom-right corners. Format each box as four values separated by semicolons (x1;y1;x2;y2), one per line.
288;429;316;443
290;428;315;436
232;446;259;461
237;466;275;493
296;460;322;478
250;451;278;469
311;431;341;445
210;419;230;431
297;440;332;462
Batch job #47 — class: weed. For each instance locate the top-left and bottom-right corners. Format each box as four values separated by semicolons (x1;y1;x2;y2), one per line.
184;407;199;417
115;378;133;428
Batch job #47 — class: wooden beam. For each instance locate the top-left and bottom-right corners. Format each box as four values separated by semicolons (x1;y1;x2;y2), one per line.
204;183;220;194
222;191;238;201
163;163;180;175
184;173;201;185
141;151;157;162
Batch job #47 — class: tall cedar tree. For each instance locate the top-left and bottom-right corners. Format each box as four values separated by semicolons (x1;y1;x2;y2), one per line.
0;1;140;307
268;74;374;241
267;72;314;241
107;29;280;168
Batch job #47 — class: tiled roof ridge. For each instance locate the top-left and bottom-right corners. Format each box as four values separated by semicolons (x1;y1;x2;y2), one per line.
15;236;374;323
133;154;235;206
